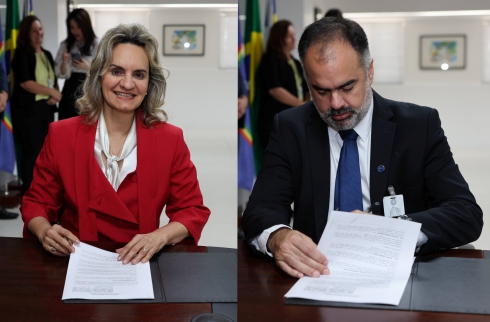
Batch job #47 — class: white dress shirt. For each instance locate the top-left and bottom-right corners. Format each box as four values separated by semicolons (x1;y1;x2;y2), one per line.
251;98;427;256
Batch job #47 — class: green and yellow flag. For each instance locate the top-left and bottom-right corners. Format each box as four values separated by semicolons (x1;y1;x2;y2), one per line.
245;0;264;173
6;0;20;78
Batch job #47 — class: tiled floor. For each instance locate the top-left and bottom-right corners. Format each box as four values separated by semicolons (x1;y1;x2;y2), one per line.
0;127;237;249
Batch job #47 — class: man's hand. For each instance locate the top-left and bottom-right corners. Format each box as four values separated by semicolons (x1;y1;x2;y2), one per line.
267;228;329;278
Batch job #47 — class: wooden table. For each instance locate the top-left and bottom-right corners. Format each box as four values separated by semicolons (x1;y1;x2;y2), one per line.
238;239;489;322
0;237;213;322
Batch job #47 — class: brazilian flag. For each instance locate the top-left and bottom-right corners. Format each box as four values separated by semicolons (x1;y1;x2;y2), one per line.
6;0;20;78
245;0;264;174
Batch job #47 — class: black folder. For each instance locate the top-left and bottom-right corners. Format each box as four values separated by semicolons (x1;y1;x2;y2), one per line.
285;257;490;315
64;251;237;304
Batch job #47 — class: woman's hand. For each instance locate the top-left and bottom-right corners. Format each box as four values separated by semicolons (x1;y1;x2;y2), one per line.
71;58;90;70
46;97;57;105
62;50;70;63
39;223;80;257
116;222;189;265
50;88;62;102
116;231;166;265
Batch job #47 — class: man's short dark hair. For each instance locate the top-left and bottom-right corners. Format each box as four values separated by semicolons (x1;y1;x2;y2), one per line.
298;17;371;71
324;9;343;18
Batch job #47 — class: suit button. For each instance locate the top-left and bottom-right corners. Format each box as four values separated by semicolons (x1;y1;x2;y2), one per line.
131;174;137;183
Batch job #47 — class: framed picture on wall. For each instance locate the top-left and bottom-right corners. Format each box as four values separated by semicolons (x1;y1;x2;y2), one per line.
419;35;466;70
163;24;205;56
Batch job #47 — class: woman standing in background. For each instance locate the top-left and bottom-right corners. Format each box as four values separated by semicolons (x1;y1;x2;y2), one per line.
11;15;61;195
55;8;98;120
258;20;309;147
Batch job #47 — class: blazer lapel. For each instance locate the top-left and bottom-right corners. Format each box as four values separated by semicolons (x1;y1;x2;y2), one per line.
369;91;396;213
74;119;99;240
305;109;331;242
87;167;139;224
136;118;157;234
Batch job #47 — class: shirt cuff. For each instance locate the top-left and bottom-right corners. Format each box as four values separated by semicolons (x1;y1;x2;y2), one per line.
415;230;428;253
250;224;291;257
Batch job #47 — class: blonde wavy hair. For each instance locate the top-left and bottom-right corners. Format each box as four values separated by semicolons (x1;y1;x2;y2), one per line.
77;24;168;126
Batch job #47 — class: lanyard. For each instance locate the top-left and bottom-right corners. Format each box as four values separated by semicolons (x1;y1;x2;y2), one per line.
37;51;53;88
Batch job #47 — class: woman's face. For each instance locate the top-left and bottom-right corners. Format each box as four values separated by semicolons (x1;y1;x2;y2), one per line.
69;19;84;43
29;20;44;47
283;25;296;53
101;43;150;115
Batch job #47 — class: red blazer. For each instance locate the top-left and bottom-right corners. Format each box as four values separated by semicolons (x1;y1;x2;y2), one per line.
21;114;210;244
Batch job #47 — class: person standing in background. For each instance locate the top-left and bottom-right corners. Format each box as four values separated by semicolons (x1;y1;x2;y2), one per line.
11;15;61;195
55;8;98;120
258;20;309;148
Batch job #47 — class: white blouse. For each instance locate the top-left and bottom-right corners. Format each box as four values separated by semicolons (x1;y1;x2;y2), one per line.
94;113;137;191
54;38;99;79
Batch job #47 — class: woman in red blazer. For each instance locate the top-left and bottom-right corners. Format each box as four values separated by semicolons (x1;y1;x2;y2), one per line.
21;24;210;265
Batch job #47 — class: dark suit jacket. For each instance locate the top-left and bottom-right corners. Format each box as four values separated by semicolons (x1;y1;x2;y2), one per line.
21;113;210;244
243;90;483;255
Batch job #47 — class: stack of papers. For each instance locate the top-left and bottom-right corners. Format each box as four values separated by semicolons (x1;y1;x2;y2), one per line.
62;242;154;300
285;211;421;305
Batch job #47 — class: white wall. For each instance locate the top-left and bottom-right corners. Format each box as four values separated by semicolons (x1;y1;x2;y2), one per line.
86;7;236;129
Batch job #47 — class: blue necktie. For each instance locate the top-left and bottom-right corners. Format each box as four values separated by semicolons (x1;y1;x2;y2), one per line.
334;129;363;212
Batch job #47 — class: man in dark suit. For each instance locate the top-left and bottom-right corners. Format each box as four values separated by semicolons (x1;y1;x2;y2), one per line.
242;18;483;278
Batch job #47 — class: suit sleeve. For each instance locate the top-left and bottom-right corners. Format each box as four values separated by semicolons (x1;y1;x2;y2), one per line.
165;129;210;244
243;112;295;243
410;108;483;254
21;123;64;238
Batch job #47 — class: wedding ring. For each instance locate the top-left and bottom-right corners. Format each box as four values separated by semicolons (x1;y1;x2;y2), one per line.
142;247;148;253
51;246;56;252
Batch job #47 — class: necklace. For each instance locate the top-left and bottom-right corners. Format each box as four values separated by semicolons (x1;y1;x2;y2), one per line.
110;144;124;158
108;131;130;157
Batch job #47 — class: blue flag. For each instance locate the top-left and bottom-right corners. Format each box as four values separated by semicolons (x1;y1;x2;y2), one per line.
0;15;16;174
23;0;34;17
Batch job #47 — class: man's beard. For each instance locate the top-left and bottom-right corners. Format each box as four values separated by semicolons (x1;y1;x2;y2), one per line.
314;80;372;131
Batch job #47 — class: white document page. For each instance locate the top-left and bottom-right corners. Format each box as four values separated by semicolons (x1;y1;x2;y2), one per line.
285;211;421;305
62;242;154;300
